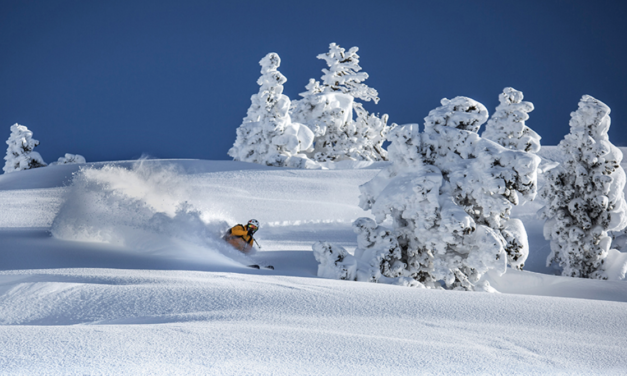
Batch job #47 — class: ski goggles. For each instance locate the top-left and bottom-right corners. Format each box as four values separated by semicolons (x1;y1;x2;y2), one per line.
247;224;258;232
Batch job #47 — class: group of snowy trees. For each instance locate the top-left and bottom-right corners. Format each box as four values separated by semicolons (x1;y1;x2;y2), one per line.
229;43;391;168
3;123;85;174
310;88;626;289
230;46;626;287
314;92;542;290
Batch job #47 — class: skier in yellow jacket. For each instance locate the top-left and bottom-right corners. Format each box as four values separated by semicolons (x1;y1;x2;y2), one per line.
223;219;259;254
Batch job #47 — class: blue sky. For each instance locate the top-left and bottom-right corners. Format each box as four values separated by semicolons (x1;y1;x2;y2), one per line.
1;0;626;163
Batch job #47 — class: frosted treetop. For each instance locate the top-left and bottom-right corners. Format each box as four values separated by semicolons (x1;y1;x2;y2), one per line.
569;95;611;138
424;97;489;133
317;43;379;103
481;87;540;153
259;52;281;73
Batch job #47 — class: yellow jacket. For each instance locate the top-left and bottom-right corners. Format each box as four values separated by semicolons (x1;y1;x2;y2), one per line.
223;224;254;253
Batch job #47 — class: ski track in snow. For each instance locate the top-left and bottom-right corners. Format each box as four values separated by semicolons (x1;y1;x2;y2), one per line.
0;153;626;375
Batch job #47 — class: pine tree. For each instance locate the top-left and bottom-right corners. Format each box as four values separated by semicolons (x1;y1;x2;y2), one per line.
539;95;627;279
482;87;541;153
228;53;314;167
3;123;47;174
351;103;389;161
291;43;391;162
316;43;379;103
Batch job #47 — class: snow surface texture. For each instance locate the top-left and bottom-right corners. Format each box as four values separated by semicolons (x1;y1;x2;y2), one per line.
539;95;627;279
482;87;541;153
3;123;47;173
2;158;627;374
317;97;542;291
228;53;316;169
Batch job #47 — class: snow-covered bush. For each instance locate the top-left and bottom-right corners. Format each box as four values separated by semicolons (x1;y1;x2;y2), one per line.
539;95;627;279
50;153;86;165
315;97;540;291
229;53;315;167
3;123;47;173
291;43;391;162
312;241;357;280
482;87;541;153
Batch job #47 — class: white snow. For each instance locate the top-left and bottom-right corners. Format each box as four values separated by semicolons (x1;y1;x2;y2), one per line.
1;156;627;375
49;153;86;165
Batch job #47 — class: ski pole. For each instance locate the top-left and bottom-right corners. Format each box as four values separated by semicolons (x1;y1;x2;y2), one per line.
253;238;262;249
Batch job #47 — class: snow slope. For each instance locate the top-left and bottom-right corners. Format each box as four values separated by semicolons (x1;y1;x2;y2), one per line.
1;152;627;375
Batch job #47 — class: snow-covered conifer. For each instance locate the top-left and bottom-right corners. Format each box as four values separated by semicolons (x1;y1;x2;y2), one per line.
3;123;47;174
291;43;390;162
316;43;379;103
312;241;357;280
350;103;389;161
539;95;627;279
228;53;314;167
315;97;540;291
482;87;541;153
50;153;86;165
291;89;355;161
421;97;540;271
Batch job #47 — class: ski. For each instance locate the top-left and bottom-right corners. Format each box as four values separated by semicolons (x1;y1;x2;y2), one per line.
248;264;274;270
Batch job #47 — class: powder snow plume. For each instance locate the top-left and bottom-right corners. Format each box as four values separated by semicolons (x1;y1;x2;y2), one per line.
50;160;251;266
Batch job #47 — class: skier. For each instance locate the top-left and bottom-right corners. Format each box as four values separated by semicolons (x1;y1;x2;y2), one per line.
223;219;259;254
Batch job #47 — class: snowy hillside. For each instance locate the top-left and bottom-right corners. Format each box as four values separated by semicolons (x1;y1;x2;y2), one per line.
1;151;627;375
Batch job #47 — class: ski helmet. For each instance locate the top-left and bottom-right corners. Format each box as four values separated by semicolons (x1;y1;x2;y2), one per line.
247;219;259;232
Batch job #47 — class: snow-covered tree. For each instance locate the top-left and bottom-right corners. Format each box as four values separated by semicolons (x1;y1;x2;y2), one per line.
3;123;47;174
291;43;391;162
539;95;627;279
316;97;540;291
482;87;541;153
351;103;389;161
50;153;86;165
316;43;379;103
229;53;315;168
312;241;357;280
291;89;356;162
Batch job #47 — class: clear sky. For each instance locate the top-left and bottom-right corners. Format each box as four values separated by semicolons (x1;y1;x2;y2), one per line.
1;0;626;163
